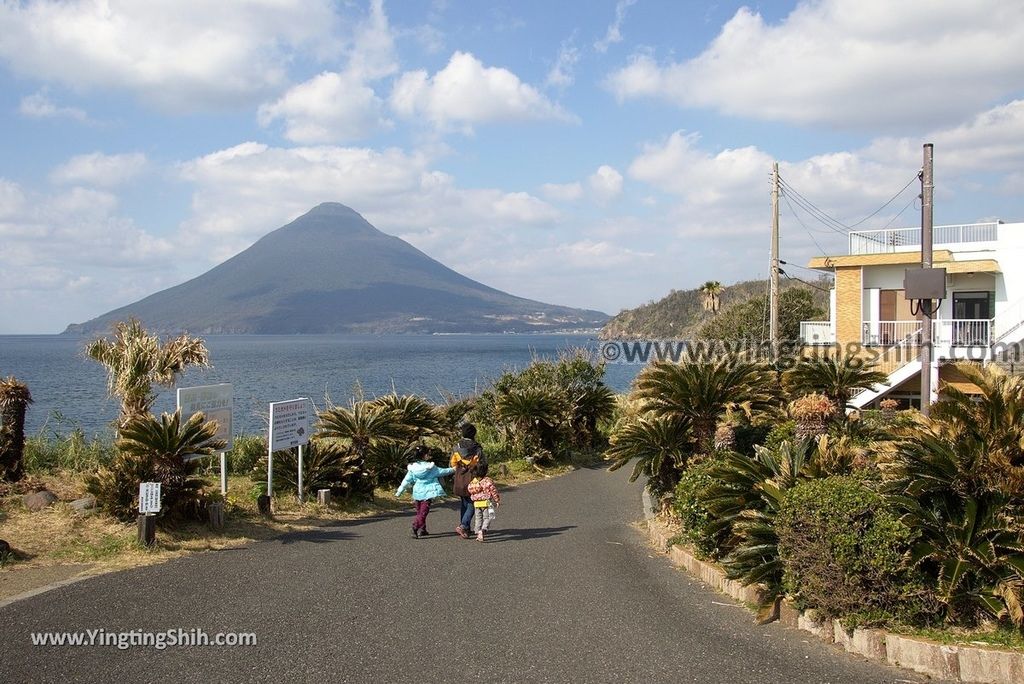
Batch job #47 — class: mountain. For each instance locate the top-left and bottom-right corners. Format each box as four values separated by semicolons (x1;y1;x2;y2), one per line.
599;278;830;340
65;203;609;335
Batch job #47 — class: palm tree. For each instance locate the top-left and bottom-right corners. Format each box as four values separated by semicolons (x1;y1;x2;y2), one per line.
0;376;32;481
784;355;889;412
606;415;692;494
85;319;209;429
700;281;724;315
634;357;776;453
88;410;224;521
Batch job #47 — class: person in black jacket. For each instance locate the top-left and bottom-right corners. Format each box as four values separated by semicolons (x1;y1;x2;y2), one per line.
450;423;486;538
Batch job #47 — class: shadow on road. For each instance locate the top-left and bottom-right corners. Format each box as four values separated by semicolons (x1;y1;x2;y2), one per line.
482;525;576;543
276;528;359;545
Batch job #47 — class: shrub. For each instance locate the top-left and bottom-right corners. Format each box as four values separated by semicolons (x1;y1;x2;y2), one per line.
252;438;372;500
87;411;223;522
762;420;796;452
776;476;933;624
672;456;724;558
228;433;266;475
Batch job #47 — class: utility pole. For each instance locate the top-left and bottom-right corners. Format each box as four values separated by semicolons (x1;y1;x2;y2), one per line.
770;162;780;360
920;143;934;417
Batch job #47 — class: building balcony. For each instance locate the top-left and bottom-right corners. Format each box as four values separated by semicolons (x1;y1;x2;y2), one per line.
847;222;998;255
799;319;994;348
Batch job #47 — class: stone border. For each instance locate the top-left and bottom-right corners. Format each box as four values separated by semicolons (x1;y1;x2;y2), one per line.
645;516;1024;684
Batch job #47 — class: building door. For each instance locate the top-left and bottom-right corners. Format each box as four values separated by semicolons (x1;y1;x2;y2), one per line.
952;291;992;345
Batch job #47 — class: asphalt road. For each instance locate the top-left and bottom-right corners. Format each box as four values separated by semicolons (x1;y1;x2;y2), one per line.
0;466;934;683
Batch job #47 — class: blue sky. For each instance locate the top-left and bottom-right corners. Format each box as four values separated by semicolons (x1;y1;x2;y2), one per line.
1;0;1022;333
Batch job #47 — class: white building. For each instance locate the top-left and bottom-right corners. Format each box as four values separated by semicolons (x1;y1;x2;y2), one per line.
799;221;1024;408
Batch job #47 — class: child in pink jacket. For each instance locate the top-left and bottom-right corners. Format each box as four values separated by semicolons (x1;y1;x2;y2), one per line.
466;463;500;542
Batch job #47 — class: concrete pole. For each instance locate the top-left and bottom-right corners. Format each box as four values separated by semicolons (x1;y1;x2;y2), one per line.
920;143;934;416
770;162;780;360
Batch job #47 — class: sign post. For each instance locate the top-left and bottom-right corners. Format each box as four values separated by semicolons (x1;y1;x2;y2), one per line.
267;398;311;500
177;383;233;495
137;482;161;547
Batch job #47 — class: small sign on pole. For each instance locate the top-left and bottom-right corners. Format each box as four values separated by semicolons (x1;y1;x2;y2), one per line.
267;398;311;498
139;482;162;514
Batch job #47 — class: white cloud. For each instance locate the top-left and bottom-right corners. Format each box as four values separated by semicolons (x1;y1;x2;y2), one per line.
0;180;177;332
50;152;148;188
258;71;390;144
18;90;88;121
540;182;584;202
546;36;580;89
256;0;399;144
0;0;341;110
390;51;577;129
588;165;624;203
594;0;637;53
176;142;560;260
605;0;1024;130
348;0;398;81
629;131;774;209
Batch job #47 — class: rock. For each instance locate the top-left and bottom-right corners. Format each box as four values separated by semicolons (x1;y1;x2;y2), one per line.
69;496;97;513
22;490;59;512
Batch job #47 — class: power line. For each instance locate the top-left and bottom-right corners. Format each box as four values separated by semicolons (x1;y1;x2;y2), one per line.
778;178;851;235
780;190;834;254
845;174;919;228
778;171;920;235
781;271;831;293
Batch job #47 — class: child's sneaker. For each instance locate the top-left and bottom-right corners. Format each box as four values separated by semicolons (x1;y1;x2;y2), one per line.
412;527;421;539
476;531;484;542
419;529;429;536
455;525;468;539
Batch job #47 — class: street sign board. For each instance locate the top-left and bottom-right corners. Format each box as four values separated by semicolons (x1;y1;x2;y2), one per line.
269;398;311;451
177;383;233;451
139;482;161;514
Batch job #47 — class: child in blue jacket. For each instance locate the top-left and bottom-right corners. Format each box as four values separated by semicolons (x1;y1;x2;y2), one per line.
395;445;454;538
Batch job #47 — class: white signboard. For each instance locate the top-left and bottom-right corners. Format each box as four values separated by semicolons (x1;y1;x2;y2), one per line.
139;482;161;514
269;398;312;451
177;383;233;451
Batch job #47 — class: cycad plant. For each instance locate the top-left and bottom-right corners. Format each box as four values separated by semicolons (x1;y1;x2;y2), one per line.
369;393;444;442
260;437;370;499
932;362;1024;472
882;366;1024;628
606;415;692;495
88;410;224;521
85;319;209;429
904;493;1024;627
784;355;889;413
316;401;405;497
700;440;823;601
634;357;776;453
494;386;565;460
0;376;32;481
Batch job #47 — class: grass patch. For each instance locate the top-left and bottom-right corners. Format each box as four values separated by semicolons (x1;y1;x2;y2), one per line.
891;624;1024;652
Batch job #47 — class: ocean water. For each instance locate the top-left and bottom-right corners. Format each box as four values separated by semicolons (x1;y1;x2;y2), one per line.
0;334;639;438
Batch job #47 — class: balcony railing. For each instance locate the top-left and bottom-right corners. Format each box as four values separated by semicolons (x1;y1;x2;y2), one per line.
848;222;998;254
862;319;992;347
800;319;995;347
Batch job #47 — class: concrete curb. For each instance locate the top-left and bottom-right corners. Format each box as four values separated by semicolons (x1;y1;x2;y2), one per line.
644;517;1024;684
